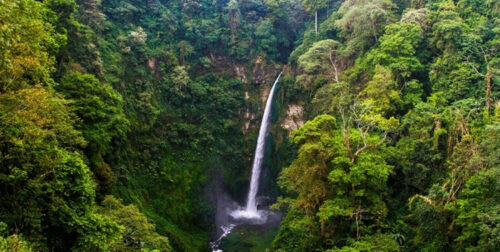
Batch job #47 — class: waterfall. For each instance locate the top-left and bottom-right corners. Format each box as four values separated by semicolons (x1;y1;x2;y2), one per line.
212;73;282;251
231;72;282;219
245;72;282;213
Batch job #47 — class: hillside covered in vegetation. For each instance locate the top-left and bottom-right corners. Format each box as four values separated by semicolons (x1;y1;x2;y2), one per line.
0;0;498;251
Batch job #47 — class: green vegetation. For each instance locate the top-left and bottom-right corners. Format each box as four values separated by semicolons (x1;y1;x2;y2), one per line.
272;0;500;251
0;0;498;251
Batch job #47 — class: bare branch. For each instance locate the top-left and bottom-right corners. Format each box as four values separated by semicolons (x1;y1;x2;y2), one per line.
352;131;388;160
463;55;485;77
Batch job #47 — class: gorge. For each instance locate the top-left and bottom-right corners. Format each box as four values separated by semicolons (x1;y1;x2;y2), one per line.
0;0;498;251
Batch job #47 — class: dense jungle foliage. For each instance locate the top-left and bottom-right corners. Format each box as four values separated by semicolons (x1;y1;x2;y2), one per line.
0;0;498;251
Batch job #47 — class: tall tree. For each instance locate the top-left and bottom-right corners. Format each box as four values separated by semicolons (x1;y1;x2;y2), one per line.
461;22;499;118
99;196;172;251
0;0;58;91
298;39;343;82
275;110;396;249
335;0;395;57
0;87;120;250
301;0;327;34
57;72;129;193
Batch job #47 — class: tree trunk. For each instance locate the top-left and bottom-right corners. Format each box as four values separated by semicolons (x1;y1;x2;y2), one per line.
355;211;360;241
344;125;352;160
315;10;318;34
328;54;339;83
485;62;491;116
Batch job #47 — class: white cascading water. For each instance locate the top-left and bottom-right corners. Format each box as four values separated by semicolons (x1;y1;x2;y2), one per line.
209;224;236;252
211;73;282;251
231;72;282;220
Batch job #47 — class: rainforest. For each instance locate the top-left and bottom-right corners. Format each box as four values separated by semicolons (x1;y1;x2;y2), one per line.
0;0;499;251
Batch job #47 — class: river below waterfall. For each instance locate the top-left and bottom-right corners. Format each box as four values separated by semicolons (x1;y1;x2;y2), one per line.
218;222;281;251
